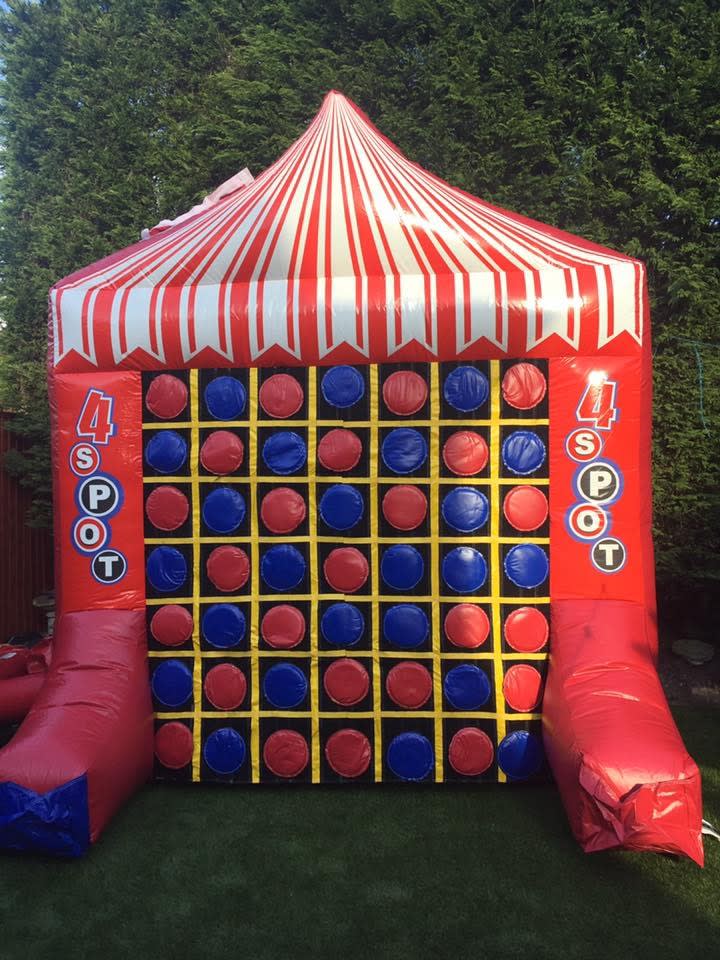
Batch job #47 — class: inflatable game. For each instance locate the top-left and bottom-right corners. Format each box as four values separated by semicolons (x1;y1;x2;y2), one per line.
0;92;703;862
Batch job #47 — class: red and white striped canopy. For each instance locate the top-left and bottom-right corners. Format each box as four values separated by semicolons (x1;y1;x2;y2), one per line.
51;91;645;372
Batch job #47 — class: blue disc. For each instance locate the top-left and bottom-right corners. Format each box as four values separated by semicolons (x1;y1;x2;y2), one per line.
444;664;491;710
151;659;192;708
383;604;429;649
262;431;307;475
443;366;489;412
263;662;308;708
381;544;424;591
387;733;434;781
504;543;549;589
202;486;246;534
204;376;246;420
261;544;306;591
441;487;489;533
201;604;246;649
319;484;364;531
321;365;365;407
321;602;365;647
146;546;187;593
145;431;187;474
502;430;546;475
442;547;487;593
381;428;428;474
203;727;247;775
497;730;544;779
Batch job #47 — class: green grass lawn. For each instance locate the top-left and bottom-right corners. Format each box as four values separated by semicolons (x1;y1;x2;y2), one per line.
1;707;717;960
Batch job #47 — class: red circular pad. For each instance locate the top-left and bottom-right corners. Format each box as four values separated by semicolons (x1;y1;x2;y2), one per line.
323;547;369;593
448;727;494;776
382;370;428;416
382;485;428;531
204;663;247;710
442;430;489;476
263;729;309;778
145;485;189;532
317;428;362;472
325;728;372;777
200;430;244;475
503;606;549;653
503;485;549;531
444;604;490;649
261;605;306;649
260;487;307;534
323;659;370;706
154;721;193;769
502;362;547;410
145;374;188;420
503;664;543;712
150;604;194;647
207;546;250;593
386;661;433;709
259;374;304;418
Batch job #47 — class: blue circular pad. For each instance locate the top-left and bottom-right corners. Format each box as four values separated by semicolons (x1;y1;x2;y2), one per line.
319;484;364;531
321;365;365;407
262;431;307;475
444;664;491;709
502;430;546;475
504;543;549;588
383;604;429;649
204;376;247;420
146;546;187;592
442;547;487;593
321;602;365;647
152;659;192;708
443;366;489;412
381;428;428;474
261;544;306;591
263;662;308;708
387;733;434;781
202;604;246;649
202;486;246;534
145;431;187;474
497;730;543;779
381;544;424;591
441;487;489;533
203;728;247;775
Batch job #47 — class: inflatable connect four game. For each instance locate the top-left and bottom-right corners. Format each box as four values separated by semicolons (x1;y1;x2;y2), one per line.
0;92;704;861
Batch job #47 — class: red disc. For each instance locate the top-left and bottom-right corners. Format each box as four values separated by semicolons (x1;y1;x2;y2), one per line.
260;487;307;534
150;604;194;647
323;659;370;706
145;485;189;532
259;374;304;419
382;370;428;416
261;605;306;649
323;547;369;593
503;664;543;712
503;606;549;653
207;546;250;593
442;430;489;476
386;661;433;709
502;362;547;410
448;727;494;776
263;729;309;778
382;485;428;531
444;604;490;649
204;663;247;710
145;374;188;420
154;721;193;769
503;486;549;531
325;728;372;777
317;428;362;472
200;430;244;475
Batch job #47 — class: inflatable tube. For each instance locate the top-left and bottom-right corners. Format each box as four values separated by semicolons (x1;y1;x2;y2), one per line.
0;674;46;725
